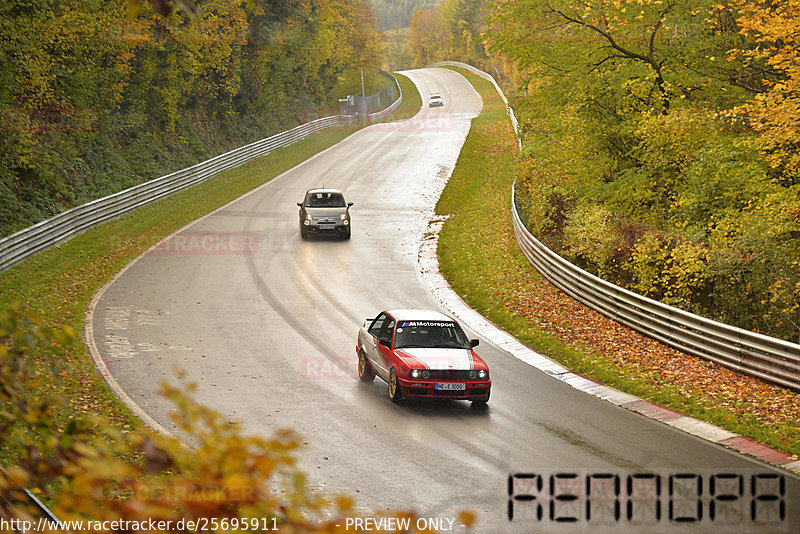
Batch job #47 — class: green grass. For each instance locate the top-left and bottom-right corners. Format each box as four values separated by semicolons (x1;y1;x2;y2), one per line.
435;68;800;456
0;82;422;464
391;72;423;120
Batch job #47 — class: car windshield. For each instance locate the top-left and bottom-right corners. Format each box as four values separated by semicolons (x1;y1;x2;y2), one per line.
394;320;471;349
307;192;345;208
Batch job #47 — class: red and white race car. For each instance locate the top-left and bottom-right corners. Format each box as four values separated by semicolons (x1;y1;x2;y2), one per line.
356;309;491;404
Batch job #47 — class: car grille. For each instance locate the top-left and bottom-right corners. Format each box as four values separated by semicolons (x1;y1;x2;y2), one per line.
427;370;473;380
433;389;464;397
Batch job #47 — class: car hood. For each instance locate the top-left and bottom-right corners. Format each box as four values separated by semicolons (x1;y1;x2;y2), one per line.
306;207;347;218
397;347;474;370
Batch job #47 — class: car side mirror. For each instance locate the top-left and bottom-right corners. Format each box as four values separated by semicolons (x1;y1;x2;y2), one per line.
347;202;354;208
297;202;303;207
379;337;392;349
470;339;480;347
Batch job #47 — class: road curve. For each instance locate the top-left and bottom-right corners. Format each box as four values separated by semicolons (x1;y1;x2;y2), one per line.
89;68;798;533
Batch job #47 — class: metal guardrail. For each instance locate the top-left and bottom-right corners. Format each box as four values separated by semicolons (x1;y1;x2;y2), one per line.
427;61;521;147
0;466;63;527
512;189;800;391
435;60;800;391
368;72;403;122
0;115;357;272
0;71;409;274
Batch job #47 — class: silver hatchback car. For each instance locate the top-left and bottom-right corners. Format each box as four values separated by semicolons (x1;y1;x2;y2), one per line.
297;188;353;240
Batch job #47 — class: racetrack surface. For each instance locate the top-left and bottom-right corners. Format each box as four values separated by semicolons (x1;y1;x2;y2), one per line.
89;68;798;533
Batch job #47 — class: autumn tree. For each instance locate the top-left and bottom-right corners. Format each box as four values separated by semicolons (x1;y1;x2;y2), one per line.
480;1;800;339
732;0;800;185
370;0;439;30
0;0;385;237
410;4;445;65
408;0;491;66
439;0;488;60
486;0;753;115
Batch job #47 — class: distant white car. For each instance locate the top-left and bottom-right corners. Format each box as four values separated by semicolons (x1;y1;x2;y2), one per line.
428;93;444;107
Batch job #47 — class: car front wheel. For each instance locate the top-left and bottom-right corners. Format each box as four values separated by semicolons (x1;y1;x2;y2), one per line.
358;350;375;382
388;367;403;403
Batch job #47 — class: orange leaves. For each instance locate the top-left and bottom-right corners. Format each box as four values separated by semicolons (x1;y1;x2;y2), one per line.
502;248;800;440
457;510;476;529
438;71;800;457
2;304;361;530
731;0;800;179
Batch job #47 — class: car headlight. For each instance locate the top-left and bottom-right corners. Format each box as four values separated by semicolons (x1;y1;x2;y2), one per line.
421;369;430;379
469;370;477;379
340;213;347;220
477;369;488;379
410;369;421;378
306;213;313;221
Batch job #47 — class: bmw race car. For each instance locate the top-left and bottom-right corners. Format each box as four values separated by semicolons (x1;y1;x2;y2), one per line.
356;309;491;404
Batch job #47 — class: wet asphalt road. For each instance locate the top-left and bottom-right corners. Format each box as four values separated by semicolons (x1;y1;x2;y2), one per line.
89;68;798;533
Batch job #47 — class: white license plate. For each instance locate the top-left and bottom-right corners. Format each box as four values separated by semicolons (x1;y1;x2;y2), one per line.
319;224;335;230
436;382;465;391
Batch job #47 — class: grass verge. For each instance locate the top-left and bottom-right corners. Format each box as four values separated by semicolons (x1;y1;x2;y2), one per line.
435;69;800;456
390;72;422;120
0;80;422;465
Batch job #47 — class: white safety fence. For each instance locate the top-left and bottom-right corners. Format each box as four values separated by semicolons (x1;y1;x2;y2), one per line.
367;71;404;122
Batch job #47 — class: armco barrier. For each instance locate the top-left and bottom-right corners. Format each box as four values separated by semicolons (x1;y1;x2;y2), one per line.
512;189;800;392
0;75;406;273
434;60;800;391
0;467;62;526
0;115;355;272
368;72;403;122
428;61;520;146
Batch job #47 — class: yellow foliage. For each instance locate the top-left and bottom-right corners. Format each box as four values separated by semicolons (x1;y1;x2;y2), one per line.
1;303;454;532
629;234;709;308
732;0;800;180
564;203;620;277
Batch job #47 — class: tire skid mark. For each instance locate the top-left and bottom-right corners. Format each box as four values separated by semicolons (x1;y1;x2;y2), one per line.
238;122;411;365
242;185;358;379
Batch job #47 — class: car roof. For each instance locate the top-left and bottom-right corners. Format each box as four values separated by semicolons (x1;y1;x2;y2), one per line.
307;188;344;194
386;309;455;322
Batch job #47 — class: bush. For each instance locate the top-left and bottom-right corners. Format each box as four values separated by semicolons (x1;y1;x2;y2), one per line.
563;203;619;278
628;235;710;311
0;303;469;531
